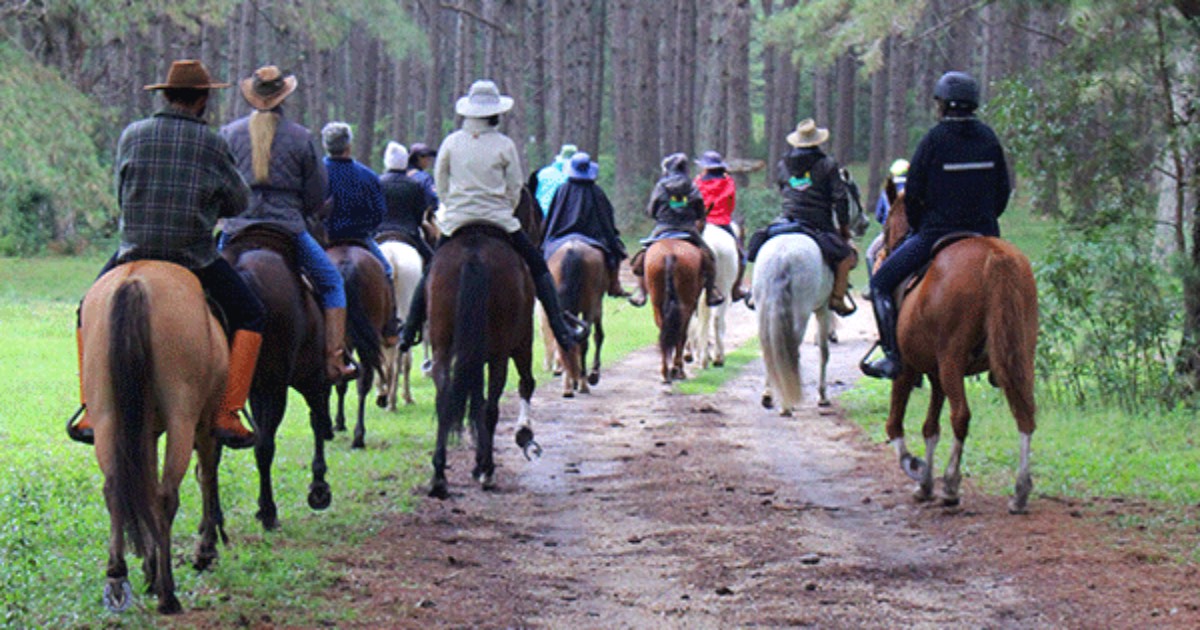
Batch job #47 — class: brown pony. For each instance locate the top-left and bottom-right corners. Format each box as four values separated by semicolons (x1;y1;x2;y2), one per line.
222;225;334;530
646;238;705;383
425;188;542;498
545;237;607;396
878;184;1039;513
82;262;225;614
325;242;392;448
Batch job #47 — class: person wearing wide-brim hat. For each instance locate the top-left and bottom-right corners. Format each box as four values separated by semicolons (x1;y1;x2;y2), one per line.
693;150;749;303
69;60;266;450
541;153;629;297
744;117;858;316
534;143;579;215
396;80;588;355
219;65;359;385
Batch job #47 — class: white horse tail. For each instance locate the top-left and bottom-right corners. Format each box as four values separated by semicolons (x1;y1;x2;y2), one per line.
757;270;804;412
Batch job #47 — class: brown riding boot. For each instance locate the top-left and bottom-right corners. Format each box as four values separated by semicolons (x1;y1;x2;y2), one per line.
607;266;630;297
67;325;93;444
325;307;359;382
215;330;262;449
628;249;647;307
829;253;858;316
730;256;749;302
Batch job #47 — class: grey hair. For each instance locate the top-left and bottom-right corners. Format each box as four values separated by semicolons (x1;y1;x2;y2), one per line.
321;121;353;155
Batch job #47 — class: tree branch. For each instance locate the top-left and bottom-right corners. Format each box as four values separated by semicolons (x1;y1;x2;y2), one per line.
439;2;509;33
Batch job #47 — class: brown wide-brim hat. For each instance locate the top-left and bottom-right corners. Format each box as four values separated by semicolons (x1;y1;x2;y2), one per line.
240;66;298;111
143;60;230;91
786;118;830;148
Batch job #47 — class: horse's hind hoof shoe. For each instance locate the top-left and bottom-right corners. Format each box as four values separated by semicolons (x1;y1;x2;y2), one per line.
103;579;133;613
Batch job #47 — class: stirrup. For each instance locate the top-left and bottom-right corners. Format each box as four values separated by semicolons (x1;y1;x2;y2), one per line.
66;406;93;445
215;409;257;450
859;342;900;379
706;290;725;307
830;293;857;317
628;291;646;308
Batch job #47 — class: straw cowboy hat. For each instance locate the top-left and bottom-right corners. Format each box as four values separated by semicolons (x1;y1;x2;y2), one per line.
455;80;514;118
240;66;298;111
143;59;229;91
786;118;830;148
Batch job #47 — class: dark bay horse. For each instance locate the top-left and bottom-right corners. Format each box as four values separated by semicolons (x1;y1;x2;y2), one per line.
222;226;333;530
325;242;391;448
545;236;607;396
82;262;224;614
877;184;1039;513
646;238;704;383
426;224;538;498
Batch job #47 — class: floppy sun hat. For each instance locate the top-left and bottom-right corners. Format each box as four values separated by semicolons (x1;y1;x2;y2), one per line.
455;80;514;118
240;65;297;110
786;118;830;148
566;152;599;180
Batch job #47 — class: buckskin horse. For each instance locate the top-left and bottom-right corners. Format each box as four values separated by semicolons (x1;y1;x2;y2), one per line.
874;183;1038;513
426;190;542;498
222;225;333;530
646;237;705;383
82;261;225;614
752;233;834;415
545;235;607;396
324;242;391;448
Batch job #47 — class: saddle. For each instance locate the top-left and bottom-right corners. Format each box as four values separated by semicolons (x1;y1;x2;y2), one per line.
639;230;694;246
224;222;316;299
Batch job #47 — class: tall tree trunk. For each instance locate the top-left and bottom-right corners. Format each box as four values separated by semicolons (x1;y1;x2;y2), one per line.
833;49;855;164
357;37;381;168
867;47;888;205
812;64;832;128
697;0;731;155
525;0;549;168
725;0;752;188
424;0;445;145
391;57;411;144
886;36;910;163
585;0;607;155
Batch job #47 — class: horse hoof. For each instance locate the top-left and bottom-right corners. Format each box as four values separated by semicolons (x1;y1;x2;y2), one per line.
103;580;133;613
255;509;280;532
375;395;388;408
477;472;496;489
780;409;793;418
901;455;927;482
158;593;183;615
713;359;724;367
587;372;600;386
308;483;332;511
912;485;934;502
562;390;574;398
553;369;563;377
429;481;449;500
761;394;774;409
941;495;961;508
193;548;217;572
684;352;694;363
515;426;534;449
351;437;365;449
818;399;831;408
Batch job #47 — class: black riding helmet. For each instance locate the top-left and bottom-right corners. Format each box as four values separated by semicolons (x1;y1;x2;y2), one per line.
933;71;979;111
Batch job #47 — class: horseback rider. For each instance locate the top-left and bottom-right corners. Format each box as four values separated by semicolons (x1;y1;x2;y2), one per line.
70;60;264;449
219;65;358;383
541;152;629;297
627;153;726;308
535;144;578;215
377;142;435;266
864;158;910;285
746;118;858;316
406;142;439;214
693;150;749;303
320;122;401;344
397;80;588;353
861;71;1012;380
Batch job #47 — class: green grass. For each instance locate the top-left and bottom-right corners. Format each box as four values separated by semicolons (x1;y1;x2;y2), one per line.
0;253;670;626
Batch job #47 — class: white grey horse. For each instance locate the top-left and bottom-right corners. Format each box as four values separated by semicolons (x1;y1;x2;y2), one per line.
377;239;425;410
752;233;833;415
689;223;739;368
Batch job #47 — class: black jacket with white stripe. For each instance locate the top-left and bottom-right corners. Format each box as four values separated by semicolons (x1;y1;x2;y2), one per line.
904;115;1010;237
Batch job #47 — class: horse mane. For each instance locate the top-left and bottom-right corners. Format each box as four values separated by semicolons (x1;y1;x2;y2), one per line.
883;188;910;254
249;110;280;184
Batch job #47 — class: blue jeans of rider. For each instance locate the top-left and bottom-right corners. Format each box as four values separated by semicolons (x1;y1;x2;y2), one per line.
869;231;940;297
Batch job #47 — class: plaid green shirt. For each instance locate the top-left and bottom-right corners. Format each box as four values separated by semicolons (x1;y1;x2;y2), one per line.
116;106;248;267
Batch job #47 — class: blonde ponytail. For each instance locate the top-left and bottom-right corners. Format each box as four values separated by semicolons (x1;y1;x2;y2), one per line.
249;110;280;184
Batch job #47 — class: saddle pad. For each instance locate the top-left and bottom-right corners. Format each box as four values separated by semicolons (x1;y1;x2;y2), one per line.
640;230;692;246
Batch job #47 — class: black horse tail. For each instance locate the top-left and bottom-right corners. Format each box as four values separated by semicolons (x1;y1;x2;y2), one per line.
340;257;382;374
443;257;488;435
558;247;583;315
109;279;154;558
659;254;685;356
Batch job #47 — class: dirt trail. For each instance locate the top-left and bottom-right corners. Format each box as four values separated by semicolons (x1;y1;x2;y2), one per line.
335;305;1200;629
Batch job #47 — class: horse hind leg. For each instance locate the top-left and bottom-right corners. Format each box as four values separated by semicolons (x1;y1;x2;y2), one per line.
102;476;133;613
587;319;603;386
815;310;833;407
514;351;541;461
1009;432;1034;514
937;366;970;507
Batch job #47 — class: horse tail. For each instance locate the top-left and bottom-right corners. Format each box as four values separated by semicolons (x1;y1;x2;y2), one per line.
340;257;382;373
759;259;804;409
109;279;155;558
985;248;1038;428
444;257;488;434
659;254;685;356
558;247;583;314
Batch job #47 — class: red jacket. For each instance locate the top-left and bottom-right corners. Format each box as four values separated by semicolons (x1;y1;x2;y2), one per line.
694;173;736;226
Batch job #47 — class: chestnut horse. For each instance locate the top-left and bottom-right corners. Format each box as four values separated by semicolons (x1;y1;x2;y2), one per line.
876;184;1038;513
545;236;607;396
82;262;225;614
646;238;705;383
325;242;391;448
222;225;333;530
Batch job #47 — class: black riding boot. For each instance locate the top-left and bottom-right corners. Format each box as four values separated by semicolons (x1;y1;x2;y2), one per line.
861;293;901;379
398;274;427;352
534;271;588;351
